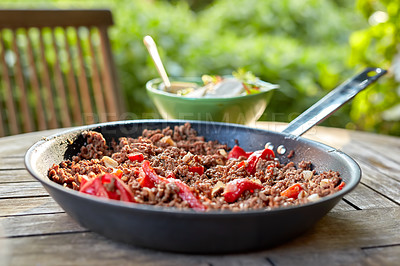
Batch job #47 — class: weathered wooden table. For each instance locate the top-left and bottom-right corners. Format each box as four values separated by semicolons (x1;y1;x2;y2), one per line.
0;122;399;265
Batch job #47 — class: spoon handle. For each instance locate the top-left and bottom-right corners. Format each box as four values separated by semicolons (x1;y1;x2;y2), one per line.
143;36;171;89
281;67;387;137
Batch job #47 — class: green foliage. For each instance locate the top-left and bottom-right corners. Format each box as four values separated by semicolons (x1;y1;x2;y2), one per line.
348;0;400;135
111;0;366;125
2;0;398;135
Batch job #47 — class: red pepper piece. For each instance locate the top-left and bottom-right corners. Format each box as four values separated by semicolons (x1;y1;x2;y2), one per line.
113;169;123;179
139;161;206;210
141;160;167;184
281;184;303;199
246;148;275;174
80;175;90;187
223;178;263;203
228;146;250;159
236;161;246;169
99;173;119;199
79;177;109;198
128;153;145;162
169;178;207;211
106;190;120;200
337;181;346;190
114;177;135;202
141;161;206;211
188;165;204;175
80;173;135;203
101;173;135;202
266;164;275;175
137;168;155;188
101;173;114;184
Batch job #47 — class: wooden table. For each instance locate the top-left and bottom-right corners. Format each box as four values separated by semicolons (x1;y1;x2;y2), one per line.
0;122;399;265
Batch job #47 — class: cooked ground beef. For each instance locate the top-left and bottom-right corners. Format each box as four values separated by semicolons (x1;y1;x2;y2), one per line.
48;122;344;211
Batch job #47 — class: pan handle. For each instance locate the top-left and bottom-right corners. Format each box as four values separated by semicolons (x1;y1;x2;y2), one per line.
281;67;387;137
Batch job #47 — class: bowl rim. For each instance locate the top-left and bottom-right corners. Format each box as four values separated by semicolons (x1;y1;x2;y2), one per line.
146;77;278;101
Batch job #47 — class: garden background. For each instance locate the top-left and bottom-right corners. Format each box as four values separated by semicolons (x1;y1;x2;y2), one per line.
2;0;400;136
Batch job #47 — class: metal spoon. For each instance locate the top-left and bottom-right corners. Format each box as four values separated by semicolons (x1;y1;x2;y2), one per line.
143;36;171;90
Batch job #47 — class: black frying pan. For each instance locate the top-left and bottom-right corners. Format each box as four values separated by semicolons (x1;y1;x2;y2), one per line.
25;67;386;253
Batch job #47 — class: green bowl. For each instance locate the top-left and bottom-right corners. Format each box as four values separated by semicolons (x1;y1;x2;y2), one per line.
146;77;277;125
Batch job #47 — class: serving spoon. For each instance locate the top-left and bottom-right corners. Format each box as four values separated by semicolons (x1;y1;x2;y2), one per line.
144;35;200;93
143;36;172;90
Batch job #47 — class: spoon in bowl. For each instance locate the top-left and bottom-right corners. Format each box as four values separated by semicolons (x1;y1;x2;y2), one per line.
143;35;200;93
143;36;172;90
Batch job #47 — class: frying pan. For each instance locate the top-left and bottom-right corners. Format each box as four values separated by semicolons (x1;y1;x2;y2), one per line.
25;67;386;253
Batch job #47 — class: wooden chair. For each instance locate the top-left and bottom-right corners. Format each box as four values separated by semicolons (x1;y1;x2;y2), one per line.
0;9;123;136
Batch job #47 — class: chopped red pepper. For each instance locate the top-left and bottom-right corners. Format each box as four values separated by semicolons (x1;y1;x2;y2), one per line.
107;190;120;200
141;160;207;211
337;181;346;190
281;183;303;199
114;177;135;202
137;168;155;188
79;173;135;203
228;146;251;159
236;161;246;169
223;178;263;203
113;169;123;178
266;164;275;175
170;178;207;211
101;173;135;202
228;146;275;174
188;165;204;175
102;174;119;199
245;148;275;174
79;177;109;198
141;160;167;184
100;173;114;184
128;153;145;162
80;175;90;187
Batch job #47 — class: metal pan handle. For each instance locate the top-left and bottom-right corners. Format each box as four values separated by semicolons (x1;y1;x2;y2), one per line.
281;67;387;137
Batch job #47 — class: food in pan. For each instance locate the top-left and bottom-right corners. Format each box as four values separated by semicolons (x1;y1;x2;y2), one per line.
48;123;345;211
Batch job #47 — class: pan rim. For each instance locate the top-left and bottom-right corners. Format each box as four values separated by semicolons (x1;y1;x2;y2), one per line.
24;119;361;217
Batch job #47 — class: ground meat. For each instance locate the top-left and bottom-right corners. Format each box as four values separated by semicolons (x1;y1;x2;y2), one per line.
48;122;345;211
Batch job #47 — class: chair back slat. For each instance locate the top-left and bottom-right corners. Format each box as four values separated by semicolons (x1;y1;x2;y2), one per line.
50;29;72;128
11;30;34;133
25;30;47;131
0;9;121;136
88;29;107;123
74;29;94;125
38;31;58;129
62;29;83;125
0;34;20;135
98;26;119;121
